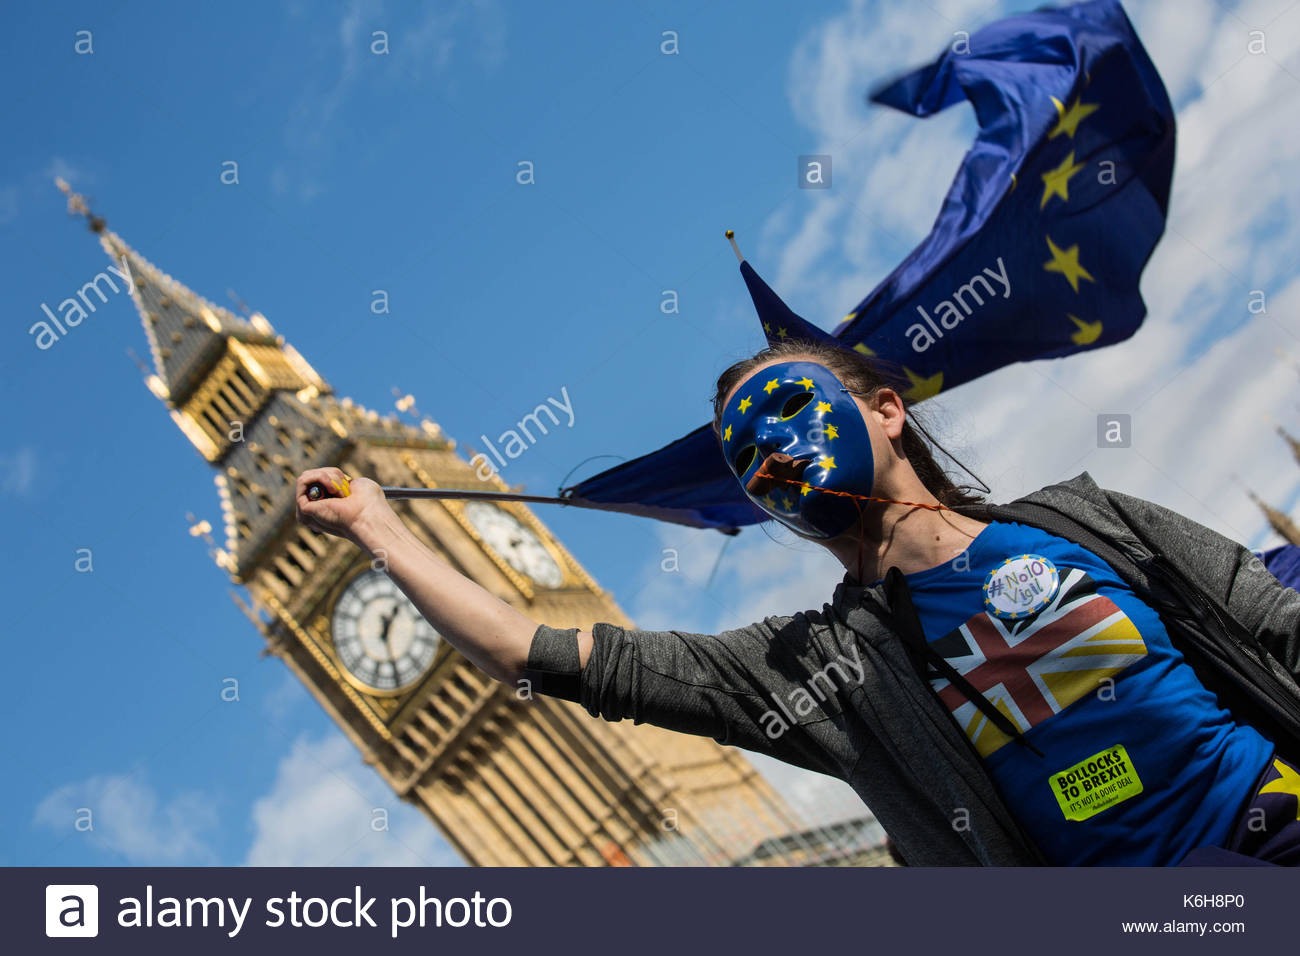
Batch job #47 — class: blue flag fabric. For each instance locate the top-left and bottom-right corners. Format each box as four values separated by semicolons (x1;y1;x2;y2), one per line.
563;0;1175;533
740;260;838;348
1259;545;1300;592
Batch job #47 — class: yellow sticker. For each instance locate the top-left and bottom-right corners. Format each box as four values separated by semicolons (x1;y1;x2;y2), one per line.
1049;743;1143;821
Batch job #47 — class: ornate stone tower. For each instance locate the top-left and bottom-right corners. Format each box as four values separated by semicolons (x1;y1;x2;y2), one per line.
59;183;806;866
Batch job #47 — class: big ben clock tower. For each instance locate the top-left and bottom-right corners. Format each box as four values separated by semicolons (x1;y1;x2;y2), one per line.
59;182;811;867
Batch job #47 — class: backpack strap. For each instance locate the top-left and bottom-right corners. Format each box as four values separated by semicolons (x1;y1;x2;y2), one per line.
884;567;1045;759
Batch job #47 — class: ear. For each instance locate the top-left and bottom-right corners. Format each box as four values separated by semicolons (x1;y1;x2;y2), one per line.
868;387;907;440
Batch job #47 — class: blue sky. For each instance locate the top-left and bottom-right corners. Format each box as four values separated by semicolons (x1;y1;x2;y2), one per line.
3;0;1300;865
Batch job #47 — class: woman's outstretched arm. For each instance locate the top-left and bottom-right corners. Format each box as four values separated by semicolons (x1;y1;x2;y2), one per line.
295;466;842;777
295;466;568;683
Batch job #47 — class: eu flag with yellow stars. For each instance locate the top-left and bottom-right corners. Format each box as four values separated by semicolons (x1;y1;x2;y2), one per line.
835;0;1173;399
562;0;1174;533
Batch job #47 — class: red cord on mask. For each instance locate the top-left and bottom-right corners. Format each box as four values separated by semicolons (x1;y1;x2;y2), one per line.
748;464;956;584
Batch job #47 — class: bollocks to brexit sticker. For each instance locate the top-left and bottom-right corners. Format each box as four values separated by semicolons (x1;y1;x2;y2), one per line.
983;553;1059;620
1050;743;1144;821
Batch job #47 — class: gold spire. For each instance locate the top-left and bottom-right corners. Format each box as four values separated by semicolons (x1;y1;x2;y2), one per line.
54;177;106;233
1277;425;1300;470
54;184;455;578
1246;487;1300;547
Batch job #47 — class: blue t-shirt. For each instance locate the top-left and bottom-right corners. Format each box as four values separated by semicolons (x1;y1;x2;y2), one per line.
890;519;1274;865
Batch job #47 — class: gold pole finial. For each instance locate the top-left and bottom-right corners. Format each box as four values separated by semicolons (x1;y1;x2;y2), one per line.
54;177;106;232
392;386;420;418
725;229;744;264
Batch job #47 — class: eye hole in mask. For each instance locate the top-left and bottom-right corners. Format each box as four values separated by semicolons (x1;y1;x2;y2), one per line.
734;444;757;475
779;391;814;420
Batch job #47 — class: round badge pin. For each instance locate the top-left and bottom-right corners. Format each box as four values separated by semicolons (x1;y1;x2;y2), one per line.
983;553;1060;620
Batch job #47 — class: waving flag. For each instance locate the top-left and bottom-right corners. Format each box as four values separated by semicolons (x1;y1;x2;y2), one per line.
562;0;1174;533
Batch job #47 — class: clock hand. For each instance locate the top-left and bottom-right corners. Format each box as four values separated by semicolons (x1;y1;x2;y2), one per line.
377;603;401;661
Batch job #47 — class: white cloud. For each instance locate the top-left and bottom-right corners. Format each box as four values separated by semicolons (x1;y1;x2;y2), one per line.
396;0;507;76
0;447;37;496
34;772;218;864
5;156;94;226
44;156;91;188
244;732;463;866
262;669;313;724
744;749;875;827
278;0;506;199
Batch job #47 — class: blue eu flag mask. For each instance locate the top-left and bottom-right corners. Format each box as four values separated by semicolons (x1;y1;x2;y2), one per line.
721;361;875;539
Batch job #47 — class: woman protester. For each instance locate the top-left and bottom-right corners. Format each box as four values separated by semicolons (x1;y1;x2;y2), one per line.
297;339;1300;866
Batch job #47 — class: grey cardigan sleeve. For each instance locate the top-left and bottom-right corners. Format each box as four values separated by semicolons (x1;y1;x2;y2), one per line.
524;617;844;778
1104;486;1300;678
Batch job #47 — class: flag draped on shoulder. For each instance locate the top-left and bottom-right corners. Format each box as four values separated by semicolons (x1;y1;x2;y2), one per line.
562;0;1174;533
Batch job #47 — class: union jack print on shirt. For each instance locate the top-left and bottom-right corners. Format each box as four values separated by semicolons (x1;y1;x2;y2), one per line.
927;568;1148;757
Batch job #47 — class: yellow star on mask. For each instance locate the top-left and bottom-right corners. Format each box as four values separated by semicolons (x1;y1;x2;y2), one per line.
1043;235;1094;293
760;493;777;510
738;396;752;413
1040;151;1085;209
763;378;781;394
825;424;839;440
800;482;812;497
1048;95;1099;139
815;401;832;414
796;377;814;389
819;456;837;471
1260;759;1300;822
723;424;733;441
762;321;772;334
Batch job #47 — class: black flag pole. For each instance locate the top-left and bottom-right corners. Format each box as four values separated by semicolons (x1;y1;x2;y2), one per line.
307;481;584;507
303;481;743;534
307;482;569;506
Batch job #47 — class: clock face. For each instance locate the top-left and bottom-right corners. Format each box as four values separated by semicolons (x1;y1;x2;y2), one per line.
462;501;564;588
331;570;440;694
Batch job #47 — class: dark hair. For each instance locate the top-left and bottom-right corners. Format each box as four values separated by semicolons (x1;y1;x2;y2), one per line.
710;338;987;510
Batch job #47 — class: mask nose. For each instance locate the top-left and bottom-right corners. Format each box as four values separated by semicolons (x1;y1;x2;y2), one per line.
746;452;812;497
753;419;797;457
747;420;813;499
